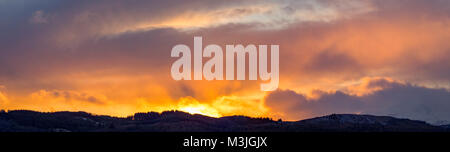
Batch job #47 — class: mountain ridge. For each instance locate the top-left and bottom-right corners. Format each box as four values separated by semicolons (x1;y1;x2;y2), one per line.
0;110;446;132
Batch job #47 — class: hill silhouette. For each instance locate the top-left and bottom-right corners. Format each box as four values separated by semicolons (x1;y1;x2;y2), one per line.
0;110;446;132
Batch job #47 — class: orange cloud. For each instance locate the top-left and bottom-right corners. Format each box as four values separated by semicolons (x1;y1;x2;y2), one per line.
1;0;450;123
345;77;402;96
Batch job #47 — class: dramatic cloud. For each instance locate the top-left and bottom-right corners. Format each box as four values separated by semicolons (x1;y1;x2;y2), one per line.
0;0;449;122
265;77;450;124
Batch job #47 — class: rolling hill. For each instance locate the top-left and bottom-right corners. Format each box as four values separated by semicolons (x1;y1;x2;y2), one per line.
0;110;445;132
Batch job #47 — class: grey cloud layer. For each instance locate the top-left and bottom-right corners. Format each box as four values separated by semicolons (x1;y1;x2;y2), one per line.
265;78;450;124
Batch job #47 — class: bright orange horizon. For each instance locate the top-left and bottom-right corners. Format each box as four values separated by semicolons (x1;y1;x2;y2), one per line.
1;0;450;123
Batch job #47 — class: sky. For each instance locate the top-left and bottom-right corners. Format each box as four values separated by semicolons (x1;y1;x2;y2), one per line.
0;0;450;124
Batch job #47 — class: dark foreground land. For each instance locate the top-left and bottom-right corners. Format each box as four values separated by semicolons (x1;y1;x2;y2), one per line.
0;110;448;132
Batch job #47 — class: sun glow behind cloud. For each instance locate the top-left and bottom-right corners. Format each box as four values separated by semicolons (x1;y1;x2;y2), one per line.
1;0;450;123
177;97;222;117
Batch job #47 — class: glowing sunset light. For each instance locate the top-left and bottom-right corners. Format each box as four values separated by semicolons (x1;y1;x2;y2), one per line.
178;106;222;118
0;0;450;124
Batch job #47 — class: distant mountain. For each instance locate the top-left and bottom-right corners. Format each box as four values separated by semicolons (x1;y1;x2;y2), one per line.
0;110;445;132
433;120;450;126
441;124;450;130
294;114;441;132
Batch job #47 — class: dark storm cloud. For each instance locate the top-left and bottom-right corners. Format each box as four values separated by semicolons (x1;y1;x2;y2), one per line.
265;78;450;124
